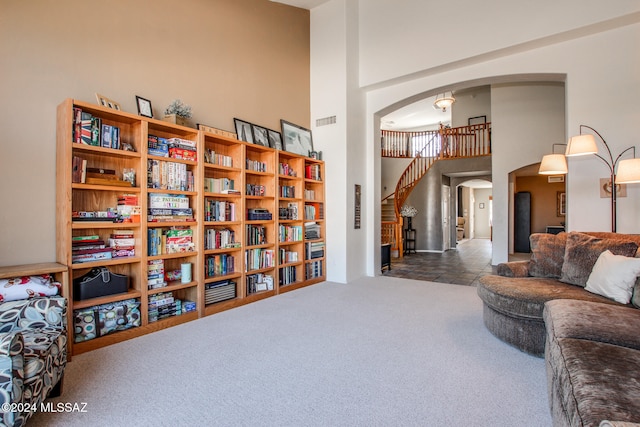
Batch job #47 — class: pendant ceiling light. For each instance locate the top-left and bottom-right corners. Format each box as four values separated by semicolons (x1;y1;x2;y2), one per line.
433;92;455;112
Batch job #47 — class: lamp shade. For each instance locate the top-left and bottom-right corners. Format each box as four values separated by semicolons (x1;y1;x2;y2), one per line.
616;158;640;184
539;154;568;175
566;134;598;156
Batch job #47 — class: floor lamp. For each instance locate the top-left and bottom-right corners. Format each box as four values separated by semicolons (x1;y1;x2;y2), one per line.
540;125;639;232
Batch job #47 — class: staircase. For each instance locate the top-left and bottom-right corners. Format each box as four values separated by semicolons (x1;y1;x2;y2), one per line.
381;123;492;256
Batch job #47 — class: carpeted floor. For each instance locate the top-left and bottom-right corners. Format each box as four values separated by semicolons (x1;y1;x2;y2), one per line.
30;276;550;427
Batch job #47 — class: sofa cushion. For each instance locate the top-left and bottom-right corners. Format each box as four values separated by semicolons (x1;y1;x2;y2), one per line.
586;250;640;304
477;275;623;320
544;300;640;426
529;233;567;278
560;232;639;287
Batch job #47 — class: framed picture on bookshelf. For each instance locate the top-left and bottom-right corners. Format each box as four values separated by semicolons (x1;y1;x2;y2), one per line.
281;120;313;156
135;96;153;118
267;129;283;150
95;93;121;111
251;124;269;147
234;118;254;143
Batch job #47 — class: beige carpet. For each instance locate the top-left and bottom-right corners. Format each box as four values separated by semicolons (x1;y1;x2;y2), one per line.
30;276;550;426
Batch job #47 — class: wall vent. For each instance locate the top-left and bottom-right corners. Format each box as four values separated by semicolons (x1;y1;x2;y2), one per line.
316;115;336;127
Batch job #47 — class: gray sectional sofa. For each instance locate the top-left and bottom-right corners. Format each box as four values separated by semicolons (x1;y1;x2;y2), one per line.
477;231;640;426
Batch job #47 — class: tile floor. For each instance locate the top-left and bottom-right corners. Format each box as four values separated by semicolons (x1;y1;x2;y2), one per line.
382;238;499;286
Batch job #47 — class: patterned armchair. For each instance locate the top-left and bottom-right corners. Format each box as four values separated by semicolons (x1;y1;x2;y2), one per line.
0;297;67;427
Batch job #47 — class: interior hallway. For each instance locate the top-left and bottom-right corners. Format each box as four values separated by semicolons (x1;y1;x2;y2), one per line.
382;238;497;286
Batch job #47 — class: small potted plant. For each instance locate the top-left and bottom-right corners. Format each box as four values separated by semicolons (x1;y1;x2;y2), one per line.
163;99;192;127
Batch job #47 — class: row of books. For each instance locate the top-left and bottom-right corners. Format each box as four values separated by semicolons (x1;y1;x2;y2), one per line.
204;227;238;250
305;241;325;260
279;185;295;198
147;159;194;191
204;200;236;222
147;227;195;256
204;148;233;167
204;177;237;194
73;108;123;149
246;224;267;246
305;164;322;181
279;225;303;243
246;273;274;295
306;260;324;280
205;254;236;278
279;265;298;286
304;203;324;220
246;159;267;172
245;248;275;271
279;248;299;264
305;222;321;240
278;203;298;220
279;162;297;177
246;184;266;196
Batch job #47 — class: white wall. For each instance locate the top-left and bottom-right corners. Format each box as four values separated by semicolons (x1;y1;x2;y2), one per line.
451;87;492;128
311;0;367;282
491;83;566;262
309;4;639;275
358;0;640;87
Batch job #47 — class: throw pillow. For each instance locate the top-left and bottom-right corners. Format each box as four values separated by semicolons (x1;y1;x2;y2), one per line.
632;277;640;309
560;232;639;287
585;250;640;304
528;233;567;278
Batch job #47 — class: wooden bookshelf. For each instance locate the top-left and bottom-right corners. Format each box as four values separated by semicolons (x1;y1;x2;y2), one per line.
56;99;326;355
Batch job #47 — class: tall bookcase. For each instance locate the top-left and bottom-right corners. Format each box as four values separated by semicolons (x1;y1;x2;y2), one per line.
56;99;326;355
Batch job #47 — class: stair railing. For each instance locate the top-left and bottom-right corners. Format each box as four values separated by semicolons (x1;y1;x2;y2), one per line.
381;123;491;257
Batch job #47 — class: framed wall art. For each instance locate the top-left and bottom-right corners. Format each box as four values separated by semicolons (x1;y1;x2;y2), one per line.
95;93;121;111
234;118;254;143
267;129;283;150
252;124;269;147
281;119;313;156
135;96;153;118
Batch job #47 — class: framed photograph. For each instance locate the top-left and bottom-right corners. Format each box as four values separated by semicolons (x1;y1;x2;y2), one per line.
95;93;121;111
135;96;153;118
281;120;313;156
234;118;254;143
267;129;283;150
557;192;566;216
251;124;269;147
468;115;487;126
479;203;485;209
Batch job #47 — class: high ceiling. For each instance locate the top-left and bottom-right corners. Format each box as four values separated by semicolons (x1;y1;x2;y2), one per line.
381;95;452;131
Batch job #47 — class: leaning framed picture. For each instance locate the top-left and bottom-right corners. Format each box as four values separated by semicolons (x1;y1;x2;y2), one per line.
557;192;566;216
267;129;283;150
234;118;254;143
135;96;153;118
252;124;270;147
281;120;313;156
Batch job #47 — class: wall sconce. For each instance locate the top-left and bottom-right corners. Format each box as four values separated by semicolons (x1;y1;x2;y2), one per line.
564;125;636;232
433;92;455;112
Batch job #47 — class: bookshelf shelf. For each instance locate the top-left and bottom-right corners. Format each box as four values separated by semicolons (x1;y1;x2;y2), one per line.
57;98;325;355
